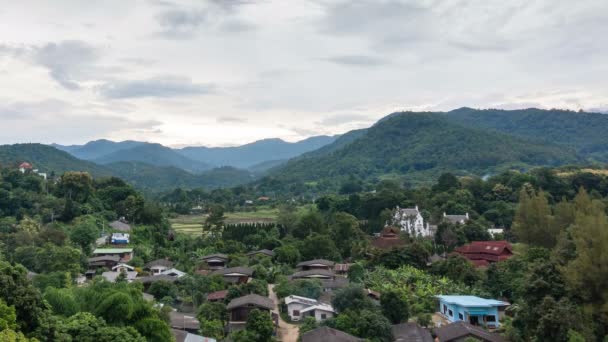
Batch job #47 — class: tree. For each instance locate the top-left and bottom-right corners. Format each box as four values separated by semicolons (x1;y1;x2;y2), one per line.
334;309;392;342
200;319;224;341
134;318;173;342
69;220;98;254
293;210;325;239
0;299;17;331
197;302;227;323
245;309;274;342
433;173;460;193
329;212;365;258
274;244;300;266
148;280;178;301
298;234;340;261
431;255;480;286
512;188;558;248
347;263;365;283
204;205;226;238
332;284;373;313
96;292;134;325
380;290;409;324
43;287;79;317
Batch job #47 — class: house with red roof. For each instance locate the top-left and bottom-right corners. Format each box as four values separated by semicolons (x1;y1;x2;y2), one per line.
19;162;33;173
454;241;513;268
371;226;406;250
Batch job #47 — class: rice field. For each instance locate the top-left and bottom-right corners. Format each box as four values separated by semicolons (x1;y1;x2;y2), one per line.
170;207;280;236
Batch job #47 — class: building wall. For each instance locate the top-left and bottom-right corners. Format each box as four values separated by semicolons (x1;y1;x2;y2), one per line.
311;309;334;322
287;303;308;321
438;300;500;328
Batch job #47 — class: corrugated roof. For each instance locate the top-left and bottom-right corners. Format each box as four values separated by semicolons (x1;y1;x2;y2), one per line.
144;259;174;269
210;267;253;277
392;323;433;342
301;327;363;342
226;294;274;311
436;295;509;308
291;269;335;279
297;259;335;267
93;248;133;254
433;321;506;342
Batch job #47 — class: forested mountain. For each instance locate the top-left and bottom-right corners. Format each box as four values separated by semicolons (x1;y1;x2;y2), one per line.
106;161;254;191
177;135;338;169
445;107;608;161
53;139;146;160
93;143;212;173
0;144;112;177
265;112;581;189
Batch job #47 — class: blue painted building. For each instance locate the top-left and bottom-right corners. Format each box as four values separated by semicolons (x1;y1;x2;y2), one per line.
436;295;509;328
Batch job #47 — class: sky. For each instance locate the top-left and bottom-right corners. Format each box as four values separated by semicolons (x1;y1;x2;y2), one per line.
0;0;607;147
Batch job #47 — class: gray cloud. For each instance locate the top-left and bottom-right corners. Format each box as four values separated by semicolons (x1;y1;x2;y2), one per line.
157;9;207;38
0;40;99;90
317;113;373;126
98;76;216;99
324;55;388;67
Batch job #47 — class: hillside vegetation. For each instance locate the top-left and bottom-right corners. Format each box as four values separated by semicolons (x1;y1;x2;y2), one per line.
265;112;580;190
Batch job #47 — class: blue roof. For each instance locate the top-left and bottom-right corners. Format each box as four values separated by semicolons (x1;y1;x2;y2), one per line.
436;295;509;308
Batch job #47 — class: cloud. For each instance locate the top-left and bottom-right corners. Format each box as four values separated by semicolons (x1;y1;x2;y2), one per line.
217;116;247;123
98;76;216;99
317;113;373;126
324;55;388;67
155;0;256;38
0;40;99;90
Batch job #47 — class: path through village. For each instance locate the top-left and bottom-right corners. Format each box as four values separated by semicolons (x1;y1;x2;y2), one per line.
268;284;299;342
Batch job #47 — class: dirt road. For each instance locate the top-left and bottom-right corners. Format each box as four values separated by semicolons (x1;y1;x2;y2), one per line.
268;284;299;342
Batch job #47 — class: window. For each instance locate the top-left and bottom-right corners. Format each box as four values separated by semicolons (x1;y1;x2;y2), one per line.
293;310;300;317
448;310;453;317
486;315;496;322
458;313;464;320
443;305;447;314
321;314;327;319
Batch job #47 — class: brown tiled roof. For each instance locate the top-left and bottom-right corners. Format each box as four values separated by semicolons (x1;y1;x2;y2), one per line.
392;323;433;342
454;241;512;256
371;236;407;250
291;269;335;279
297;259;335;267
210;267;253;277
207;290;228;301
301;327;363;342
135;274;178;284
320;277;349;289
144;259;174;269
226;294;274;311
246;249;275;257
200;253;229;261
433;321;506;342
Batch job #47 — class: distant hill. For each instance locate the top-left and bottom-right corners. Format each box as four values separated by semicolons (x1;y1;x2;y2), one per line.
106;161;254;191
444;107;608;162
93;143;212;173
177;135;338;169
54;139;146;160
0;144;112;177
266;112;581;189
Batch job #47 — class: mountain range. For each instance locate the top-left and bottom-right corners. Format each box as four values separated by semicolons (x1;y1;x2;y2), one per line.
3;108;608;192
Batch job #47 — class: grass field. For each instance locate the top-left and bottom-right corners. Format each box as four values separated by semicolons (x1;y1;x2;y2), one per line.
170;206;280;235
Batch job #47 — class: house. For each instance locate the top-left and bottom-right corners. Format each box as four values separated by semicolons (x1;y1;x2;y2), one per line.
172;329;216;342
144;259;175;275
285;295;335;322
246;249;275;258
301;327;363;342
296;259;335;271
433;321;506;342
257;196;270;201
391;322;433;342
211;267;253;284
92;248;134;262
319;277;349;293
161;268;187;278
454;241;513;268
207;290;228;302
334;263;351;275
443;212;469;225
87;255;120;269
200;254;229;270
291;269;336;280
389;206;433;237
112;263;134;273
110;233;129;245
170;311;200;334
101;269;138;283
135;274;179;286
436;295;510;328
371;226;407;250
487;228;504;238
226;294;274;331
109;218;131;232
19;162;33;173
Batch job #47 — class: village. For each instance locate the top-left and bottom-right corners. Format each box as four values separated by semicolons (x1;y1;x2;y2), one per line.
83;203;512;342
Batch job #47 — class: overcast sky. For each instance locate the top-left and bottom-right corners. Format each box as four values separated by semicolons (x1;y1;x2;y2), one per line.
0;0;607;146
